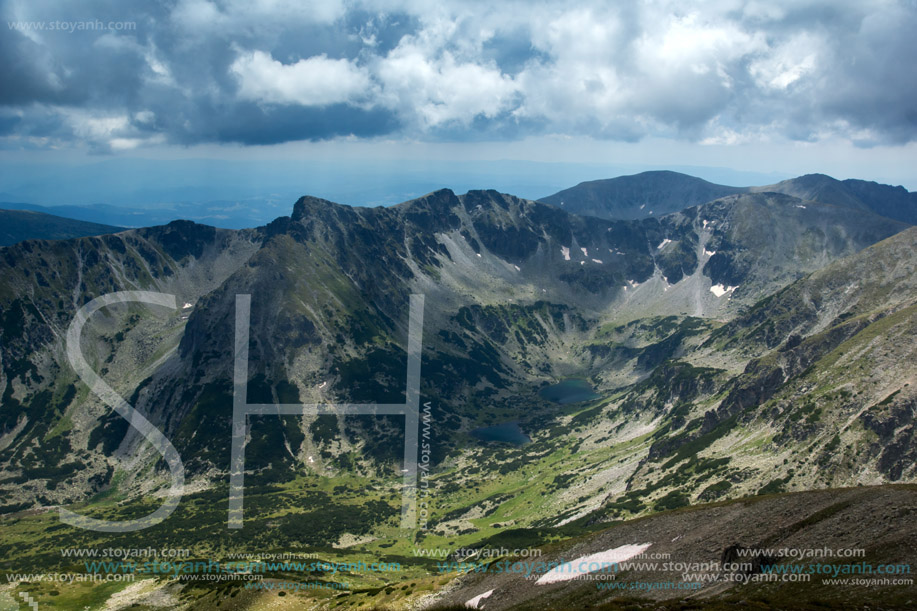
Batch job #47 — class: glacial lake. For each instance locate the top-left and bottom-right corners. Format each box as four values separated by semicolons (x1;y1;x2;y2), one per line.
470;421;531;445
539;378;600;404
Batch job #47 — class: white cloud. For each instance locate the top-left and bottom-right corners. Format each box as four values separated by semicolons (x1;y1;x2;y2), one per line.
231;50;372;106
376;40;519;128
110;135;166;150
750;32;821;90
513;5;767;135
69;113;130;141
133;110;155;124
171;0;345;31
170;0;227;31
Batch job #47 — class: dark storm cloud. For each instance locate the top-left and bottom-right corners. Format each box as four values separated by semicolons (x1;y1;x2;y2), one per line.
200;102;402;146
0;0;915;150
0;30;66;105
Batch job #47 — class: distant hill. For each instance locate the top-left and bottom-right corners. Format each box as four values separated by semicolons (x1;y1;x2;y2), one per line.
0;208;123;246
538;170;746;219
541;170;917;224
0;198;293;230
750;173;917;224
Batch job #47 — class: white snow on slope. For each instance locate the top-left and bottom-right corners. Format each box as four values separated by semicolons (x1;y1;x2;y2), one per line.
710;284;738;297
535;544;653;585
466;589;494;608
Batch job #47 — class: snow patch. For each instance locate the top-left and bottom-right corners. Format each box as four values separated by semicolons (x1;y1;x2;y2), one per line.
536;544;653;585
476;253;482;257
580;247;588;257
561;246;571;261
639;204;645;209
702;219;708;228
466;590;494;608
796;205;806;209
592;259;603;264
704;249;716;257
657;239;672;250
710;284;738;297
513;265;521;271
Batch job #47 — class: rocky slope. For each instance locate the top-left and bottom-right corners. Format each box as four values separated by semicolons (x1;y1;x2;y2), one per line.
435;485;917;610
752;173;917;224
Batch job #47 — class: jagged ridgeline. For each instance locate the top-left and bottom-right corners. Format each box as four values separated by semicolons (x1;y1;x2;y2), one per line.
0;181;914;541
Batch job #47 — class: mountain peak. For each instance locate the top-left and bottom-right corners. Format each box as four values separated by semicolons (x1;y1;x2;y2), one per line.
290;195;344;221
397;188;458;207
392;188;461;216
539;171;745;220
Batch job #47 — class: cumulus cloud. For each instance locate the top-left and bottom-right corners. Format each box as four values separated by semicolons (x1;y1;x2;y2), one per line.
0;0;914;149
376;45;518;129
231;50;372;106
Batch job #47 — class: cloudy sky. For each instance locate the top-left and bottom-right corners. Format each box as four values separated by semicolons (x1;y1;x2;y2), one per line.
1;0;916;205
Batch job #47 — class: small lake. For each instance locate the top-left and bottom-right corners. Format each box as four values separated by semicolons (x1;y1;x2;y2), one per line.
470;421;531;445
539;378;600;404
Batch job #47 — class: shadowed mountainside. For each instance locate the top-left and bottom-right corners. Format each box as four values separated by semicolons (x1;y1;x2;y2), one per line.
0;209;124;246
540;171;917;225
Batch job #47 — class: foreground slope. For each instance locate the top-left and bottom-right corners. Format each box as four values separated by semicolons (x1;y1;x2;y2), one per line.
435;485;917;610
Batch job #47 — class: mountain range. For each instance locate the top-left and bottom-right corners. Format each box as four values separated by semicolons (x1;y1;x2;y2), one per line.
0;171;914;609
541;170;917;225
